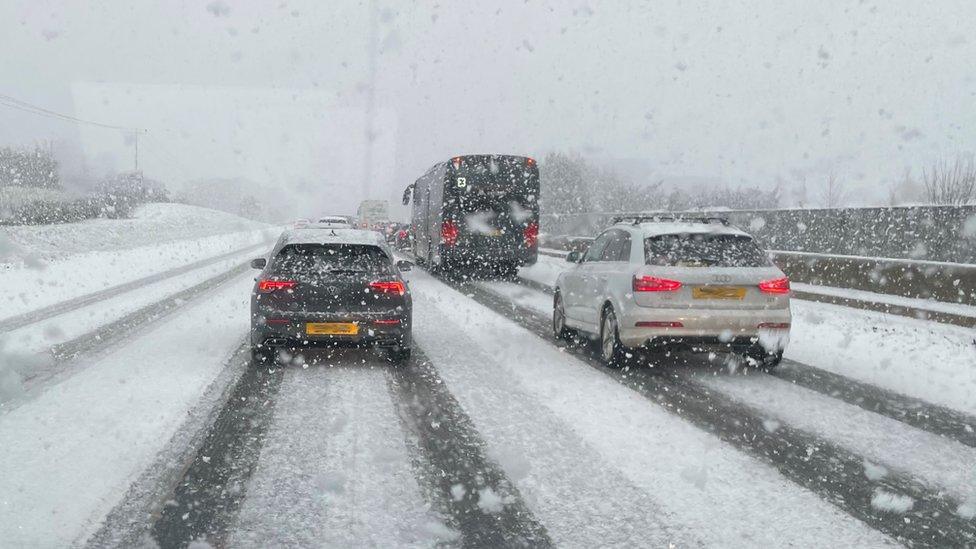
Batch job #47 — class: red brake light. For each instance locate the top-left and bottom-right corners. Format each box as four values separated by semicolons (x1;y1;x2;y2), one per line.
373;318;402;325
441;221;459;246
758;277;790;294
525;157;536;167
258;279;297;293
369;280;405;296
523;222;539;248
398;229;408;238
633;276;682;292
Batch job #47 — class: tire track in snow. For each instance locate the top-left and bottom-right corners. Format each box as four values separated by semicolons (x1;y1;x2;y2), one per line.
773;361;976;449
507;274;976;450
0;240;270;333
387;348;553;548
1;262;252;415
149;358;285;549
84;343;250;548
449;274;976;547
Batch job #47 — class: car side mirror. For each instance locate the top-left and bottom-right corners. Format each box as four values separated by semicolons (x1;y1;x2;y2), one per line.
566;251;582;263
402;184;414;206
396;260;414;272
250;257;267;269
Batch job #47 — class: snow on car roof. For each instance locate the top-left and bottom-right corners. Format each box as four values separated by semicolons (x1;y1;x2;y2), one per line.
281;227;386;246
628;221;752;238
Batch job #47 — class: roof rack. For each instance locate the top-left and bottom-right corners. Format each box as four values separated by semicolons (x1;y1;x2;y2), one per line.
610;213;730;226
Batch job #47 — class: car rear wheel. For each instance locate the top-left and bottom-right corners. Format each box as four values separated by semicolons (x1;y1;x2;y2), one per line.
746;348;783;371
553;293;573;340
600;308;628;369
388;345;411;364
250;345;272;366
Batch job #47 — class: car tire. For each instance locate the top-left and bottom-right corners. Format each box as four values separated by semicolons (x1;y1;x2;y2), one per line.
250;345;272;366
388;345;411;364
553;292;574;340
746;348;783;371
600;307;629;369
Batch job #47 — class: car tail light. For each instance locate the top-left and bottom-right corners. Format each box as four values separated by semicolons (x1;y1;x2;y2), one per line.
257;279;297;293
441;221;459;246
523;222;539;248
265;318;290;325
633;275;682;292
758;322;791;329
636;321;684;328
758;277;790;294
369;280;405;295
398;229;408;239
452;156;463;169
525;157;536;167
373;319;401;325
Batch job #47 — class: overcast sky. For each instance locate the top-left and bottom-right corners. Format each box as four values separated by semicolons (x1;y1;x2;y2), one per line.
2;0;975;214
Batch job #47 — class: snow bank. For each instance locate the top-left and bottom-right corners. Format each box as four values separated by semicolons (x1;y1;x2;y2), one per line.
788;299;976;415
0;203;276;321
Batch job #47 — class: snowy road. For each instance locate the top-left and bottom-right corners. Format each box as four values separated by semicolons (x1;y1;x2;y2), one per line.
3;247;976;547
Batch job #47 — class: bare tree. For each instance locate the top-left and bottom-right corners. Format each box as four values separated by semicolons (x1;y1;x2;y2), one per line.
817;171;847;208
922;155;976;205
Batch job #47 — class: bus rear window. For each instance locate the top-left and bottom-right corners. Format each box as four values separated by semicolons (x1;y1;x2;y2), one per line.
644;234;771;267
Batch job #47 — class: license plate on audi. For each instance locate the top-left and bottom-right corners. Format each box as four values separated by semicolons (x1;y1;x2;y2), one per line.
692;286;746;300
306;322;359;335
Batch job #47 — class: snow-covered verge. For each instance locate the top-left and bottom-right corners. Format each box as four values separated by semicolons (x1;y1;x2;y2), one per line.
0;276;254;547
787;300;976;416
0;202;268;262
0;203;277;321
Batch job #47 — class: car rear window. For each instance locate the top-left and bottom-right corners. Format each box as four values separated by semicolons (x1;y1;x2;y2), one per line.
272;244;392;274
644;234;771;267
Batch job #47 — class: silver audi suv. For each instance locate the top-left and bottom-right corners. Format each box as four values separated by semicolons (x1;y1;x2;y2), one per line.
553;216;791;369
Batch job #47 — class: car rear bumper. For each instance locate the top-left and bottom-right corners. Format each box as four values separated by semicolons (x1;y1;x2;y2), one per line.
251;311;410;349
617;306;791;349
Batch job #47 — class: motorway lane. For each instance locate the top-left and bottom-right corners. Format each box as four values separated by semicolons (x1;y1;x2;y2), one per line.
54;264;976;548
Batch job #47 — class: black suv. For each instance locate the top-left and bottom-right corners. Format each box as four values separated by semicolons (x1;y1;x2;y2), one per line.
250;228;413;364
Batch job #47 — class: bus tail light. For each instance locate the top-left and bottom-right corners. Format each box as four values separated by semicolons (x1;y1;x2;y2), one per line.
441;221;459;246
523;222;539;248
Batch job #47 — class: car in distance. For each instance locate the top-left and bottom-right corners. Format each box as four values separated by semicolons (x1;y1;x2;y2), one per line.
250;227;414;364
553;215;791;369
314;215;352;228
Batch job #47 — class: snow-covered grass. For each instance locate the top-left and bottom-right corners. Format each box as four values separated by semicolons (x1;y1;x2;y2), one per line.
0;276;254;547
788;299;976;416
231;365;452;548
0;202;269;263
410;271;894;547
0;203;276;321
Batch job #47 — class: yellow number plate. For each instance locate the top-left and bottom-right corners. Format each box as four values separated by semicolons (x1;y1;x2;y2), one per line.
306;322;359;335
692;286;746;300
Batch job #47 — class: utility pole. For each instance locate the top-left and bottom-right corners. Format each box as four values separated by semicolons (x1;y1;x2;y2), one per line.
361;0;378;199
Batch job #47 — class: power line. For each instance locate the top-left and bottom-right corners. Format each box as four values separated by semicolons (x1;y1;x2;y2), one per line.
0;92;145;133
